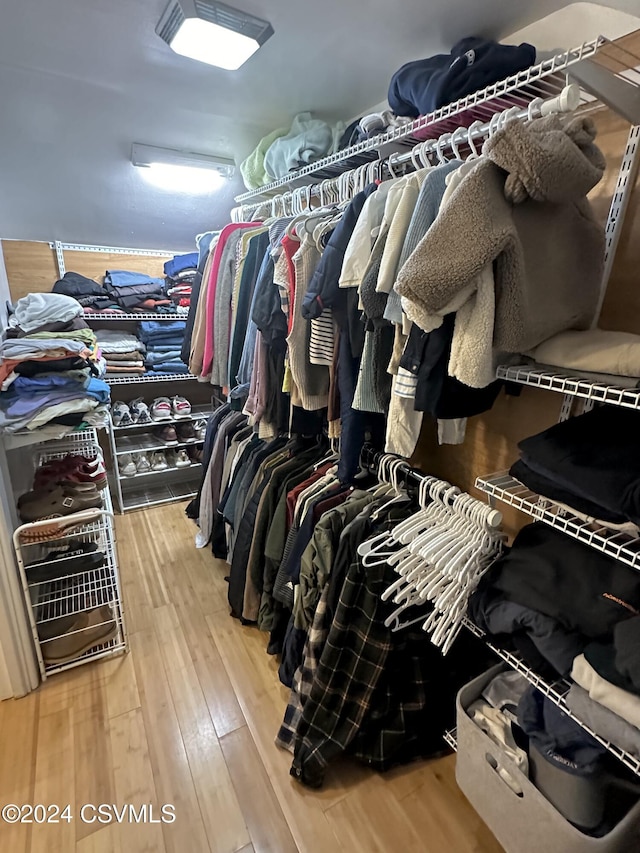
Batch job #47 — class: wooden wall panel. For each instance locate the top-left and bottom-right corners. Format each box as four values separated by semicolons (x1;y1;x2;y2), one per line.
1;240;173;303
62;251;170;283
2;240;58;302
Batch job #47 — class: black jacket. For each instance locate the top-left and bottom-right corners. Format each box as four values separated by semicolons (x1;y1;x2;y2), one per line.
302;184;377;323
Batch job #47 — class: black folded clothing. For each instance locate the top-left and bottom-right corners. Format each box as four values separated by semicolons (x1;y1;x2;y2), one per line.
15;357;91;377
516;406;640;525
480;522;640;640
509;458;625;523
53;271;105;299
26;544;105;583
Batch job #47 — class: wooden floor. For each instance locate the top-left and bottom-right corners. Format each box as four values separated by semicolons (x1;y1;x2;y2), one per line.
0;502;504;853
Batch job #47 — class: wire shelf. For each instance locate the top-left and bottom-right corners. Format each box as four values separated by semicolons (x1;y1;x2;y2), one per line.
111;405;211;431
462;618;640;777
118;462;202;481
443;728;457;752
44;630;127;676
105;373;199;385
121;478;200;512
234;36;620;203
497;364;640;410
114;435;204;455
475;471;640;573
87;313;189;321
34;562;118;623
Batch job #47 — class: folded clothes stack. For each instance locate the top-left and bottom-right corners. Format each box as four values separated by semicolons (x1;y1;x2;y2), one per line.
164;253;197;317
138;320;188;374
53;268;190;316
0;293;110;433
95;329;146;376
103;269;174;314
510;406;640;534
469;522;640;760
53;271;122;313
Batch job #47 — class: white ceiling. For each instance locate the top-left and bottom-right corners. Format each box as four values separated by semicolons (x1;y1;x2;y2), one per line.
0;0;629;250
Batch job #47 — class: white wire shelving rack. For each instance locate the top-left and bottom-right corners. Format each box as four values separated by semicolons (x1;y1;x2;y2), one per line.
12;429;127;679
463;618;640;777
111;404;211;431
443;728;458;752
107;405;209;513
104;373;198;385
497;363;640;411
85;313;190;322
119;478;201;513
475;471;640;572
234;35;640;204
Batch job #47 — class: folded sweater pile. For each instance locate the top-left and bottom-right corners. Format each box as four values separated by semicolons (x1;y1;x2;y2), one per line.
0;293;110;433
95;329;146;376
138;320;188;374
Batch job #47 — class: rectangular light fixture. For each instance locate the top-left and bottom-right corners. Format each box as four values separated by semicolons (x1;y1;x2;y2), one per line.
131;144;235;177
156;0;274;71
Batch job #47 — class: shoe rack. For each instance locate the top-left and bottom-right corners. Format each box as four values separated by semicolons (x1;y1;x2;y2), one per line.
107;402;211;513
12;429;127;680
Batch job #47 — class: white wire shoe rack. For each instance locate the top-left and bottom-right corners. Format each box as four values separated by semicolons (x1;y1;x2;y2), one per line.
107;404;210;513
12;429;127;680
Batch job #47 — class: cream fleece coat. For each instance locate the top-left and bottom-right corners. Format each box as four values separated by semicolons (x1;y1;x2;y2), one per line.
396;115;606;353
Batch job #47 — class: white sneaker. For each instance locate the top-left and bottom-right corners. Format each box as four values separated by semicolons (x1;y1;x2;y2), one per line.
135;452;151;473
193;419;207;440
118;453;136;477
150;397;172;421
112;400;132;427
175;449;191;468
150;451;168;471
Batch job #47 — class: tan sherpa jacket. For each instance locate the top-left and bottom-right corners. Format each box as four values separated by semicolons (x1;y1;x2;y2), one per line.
396;115;606;353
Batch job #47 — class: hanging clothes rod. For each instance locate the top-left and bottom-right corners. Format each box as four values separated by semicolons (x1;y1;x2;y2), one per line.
233;84;580;220
363;447;503;528
384;83;580;173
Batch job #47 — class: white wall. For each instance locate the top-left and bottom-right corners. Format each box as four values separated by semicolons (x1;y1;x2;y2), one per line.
507;2;640;50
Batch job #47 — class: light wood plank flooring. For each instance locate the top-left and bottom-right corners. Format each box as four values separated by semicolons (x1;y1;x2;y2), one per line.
0;502;504;853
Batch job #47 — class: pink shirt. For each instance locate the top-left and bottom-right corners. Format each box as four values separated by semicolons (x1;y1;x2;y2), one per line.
202;222;260;378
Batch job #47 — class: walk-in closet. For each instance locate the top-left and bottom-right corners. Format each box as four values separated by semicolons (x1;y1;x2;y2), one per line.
2;2;640;851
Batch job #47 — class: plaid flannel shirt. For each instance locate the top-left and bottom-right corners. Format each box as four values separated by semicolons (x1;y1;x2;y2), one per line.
275;584;330;753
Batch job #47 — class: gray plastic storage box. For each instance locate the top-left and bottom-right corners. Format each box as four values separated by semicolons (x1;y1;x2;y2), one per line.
455;665;640;853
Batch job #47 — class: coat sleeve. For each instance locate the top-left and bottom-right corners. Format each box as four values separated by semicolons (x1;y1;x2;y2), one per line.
395;161;510;314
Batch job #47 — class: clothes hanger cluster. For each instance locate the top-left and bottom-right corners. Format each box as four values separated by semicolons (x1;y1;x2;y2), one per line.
356;453;504;653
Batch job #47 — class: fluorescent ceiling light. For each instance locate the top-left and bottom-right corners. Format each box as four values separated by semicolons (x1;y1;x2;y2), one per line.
131;143;234;193
156;0;274;70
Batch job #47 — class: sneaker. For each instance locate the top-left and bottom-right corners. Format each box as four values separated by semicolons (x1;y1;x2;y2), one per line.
112;401;132;427
175;449;191;468
165;449;178;468
152;425;178;445
134;452;151;473
118;454;137;477
175;422;197;442
150;451;168;471
129;398;151;425
171;396;192;418
150;397;172;421
193;419;207;441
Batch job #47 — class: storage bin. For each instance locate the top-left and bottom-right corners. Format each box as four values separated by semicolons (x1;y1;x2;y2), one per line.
455;665;640;853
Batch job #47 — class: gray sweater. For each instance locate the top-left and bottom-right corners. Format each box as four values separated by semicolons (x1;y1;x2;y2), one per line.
396;115;606;353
